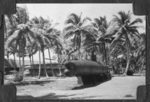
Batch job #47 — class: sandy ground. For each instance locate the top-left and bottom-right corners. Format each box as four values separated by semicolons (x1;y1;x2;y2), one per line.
8;74;145;100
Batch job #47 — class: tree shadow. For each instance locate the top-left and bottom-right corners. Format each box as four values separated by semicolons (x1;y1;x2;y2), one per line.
17;93;80;100
14;80;55;86
72;78;111;90
17;92;102;100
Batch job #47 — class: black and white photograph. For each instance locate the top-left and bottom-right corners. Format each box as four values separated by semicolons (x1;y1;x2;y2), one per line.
4;3;146;100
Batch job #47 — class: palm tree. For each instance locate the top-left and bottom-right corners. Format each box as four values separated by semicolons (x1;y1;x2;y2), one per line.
83;16;111;64
31;28;50;78
45;26;63;76
134;33;146;74
92;16;109;64
25;44;38;76
31;17;56;77
105;11;143;75
38;50;42;79
5;41;18;71
64;13;92;59
52;37;63;76
5;6;37;75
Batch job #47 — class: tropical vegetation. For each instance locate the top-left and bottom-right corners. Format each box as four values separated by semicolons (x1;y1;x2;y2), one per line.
4;6;145;81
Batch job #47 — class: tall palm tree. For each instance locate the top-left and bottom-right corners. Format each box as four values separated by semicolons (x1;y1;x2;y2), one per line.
5;6;36;75
38;50;42;79
31;28;50;78
105;11;143;75
64;13;92;59
31;17;56;77
92;16;109;64
52;37;63;76
45;27;62;76
5;41;18;71
83;16;111;64
25;44;38;76
134;33;146;73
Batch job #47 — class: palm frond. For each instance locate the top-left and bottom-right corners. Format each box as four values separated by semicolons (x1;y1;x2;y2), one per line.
64;24;76;31
64;31;75;39
118;11;131;24
110;33;122;46
129;18;143;26
94;18;101;27
81;25;98;37
128;28;140;39
104;21;119;37
65;18;75;25
82;17;91;24
5;30;20;49
112;15;122;25
69;13;80;24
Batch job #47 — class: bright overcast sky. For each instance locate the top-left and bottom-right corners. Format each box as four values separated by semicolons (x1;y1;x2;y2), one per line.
17;4;145;32
11;4;145;62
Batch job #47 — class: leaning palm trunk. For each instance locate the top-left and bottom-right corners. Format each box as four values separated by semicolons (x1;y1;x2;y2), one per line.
38;50;42;79
123;42;130;75
42;50;49;77
48;49;55;77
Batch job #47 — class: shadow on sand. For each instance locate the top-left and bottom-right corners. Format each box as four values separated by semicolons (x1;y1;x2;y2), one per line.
14;80;55;86
17;93;81;100
72;78;111;90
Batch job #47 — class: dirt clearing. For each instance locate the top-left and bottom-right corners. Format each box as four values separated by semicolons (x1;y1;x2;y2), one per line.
15;75;145;100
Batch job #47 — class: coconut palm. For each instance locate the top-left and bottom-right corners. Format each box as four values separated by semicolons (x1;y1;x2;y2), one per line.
52;37;63;76
4;14;19;61
5;6;36;75
105;11;143;75
31;28;50;78
92;16;109;63
31;17;58;78
5;41;18;71
83;16;112;64
25;43;38;76
45;26;62;76
64;13;93;59
133;33;146;73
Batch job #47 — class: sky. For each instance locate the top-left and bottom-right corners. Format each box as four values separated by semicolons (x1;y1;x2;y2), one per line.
7;4;146;62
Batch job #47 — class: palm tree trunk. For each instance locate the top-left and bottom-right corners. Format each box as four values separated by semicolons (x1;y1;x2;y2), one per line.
19;54;21;70
38;50;42;79
57;53;62;76
7;53;9;61
32;55;35;76
18;46;21;72
21;38;25;75
22;50;25;76
124;42;130;75
29;56;33;76
42;50;49;77
48;48;55;77
104;43;107;66
78;48;81;59
57;53;60;63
